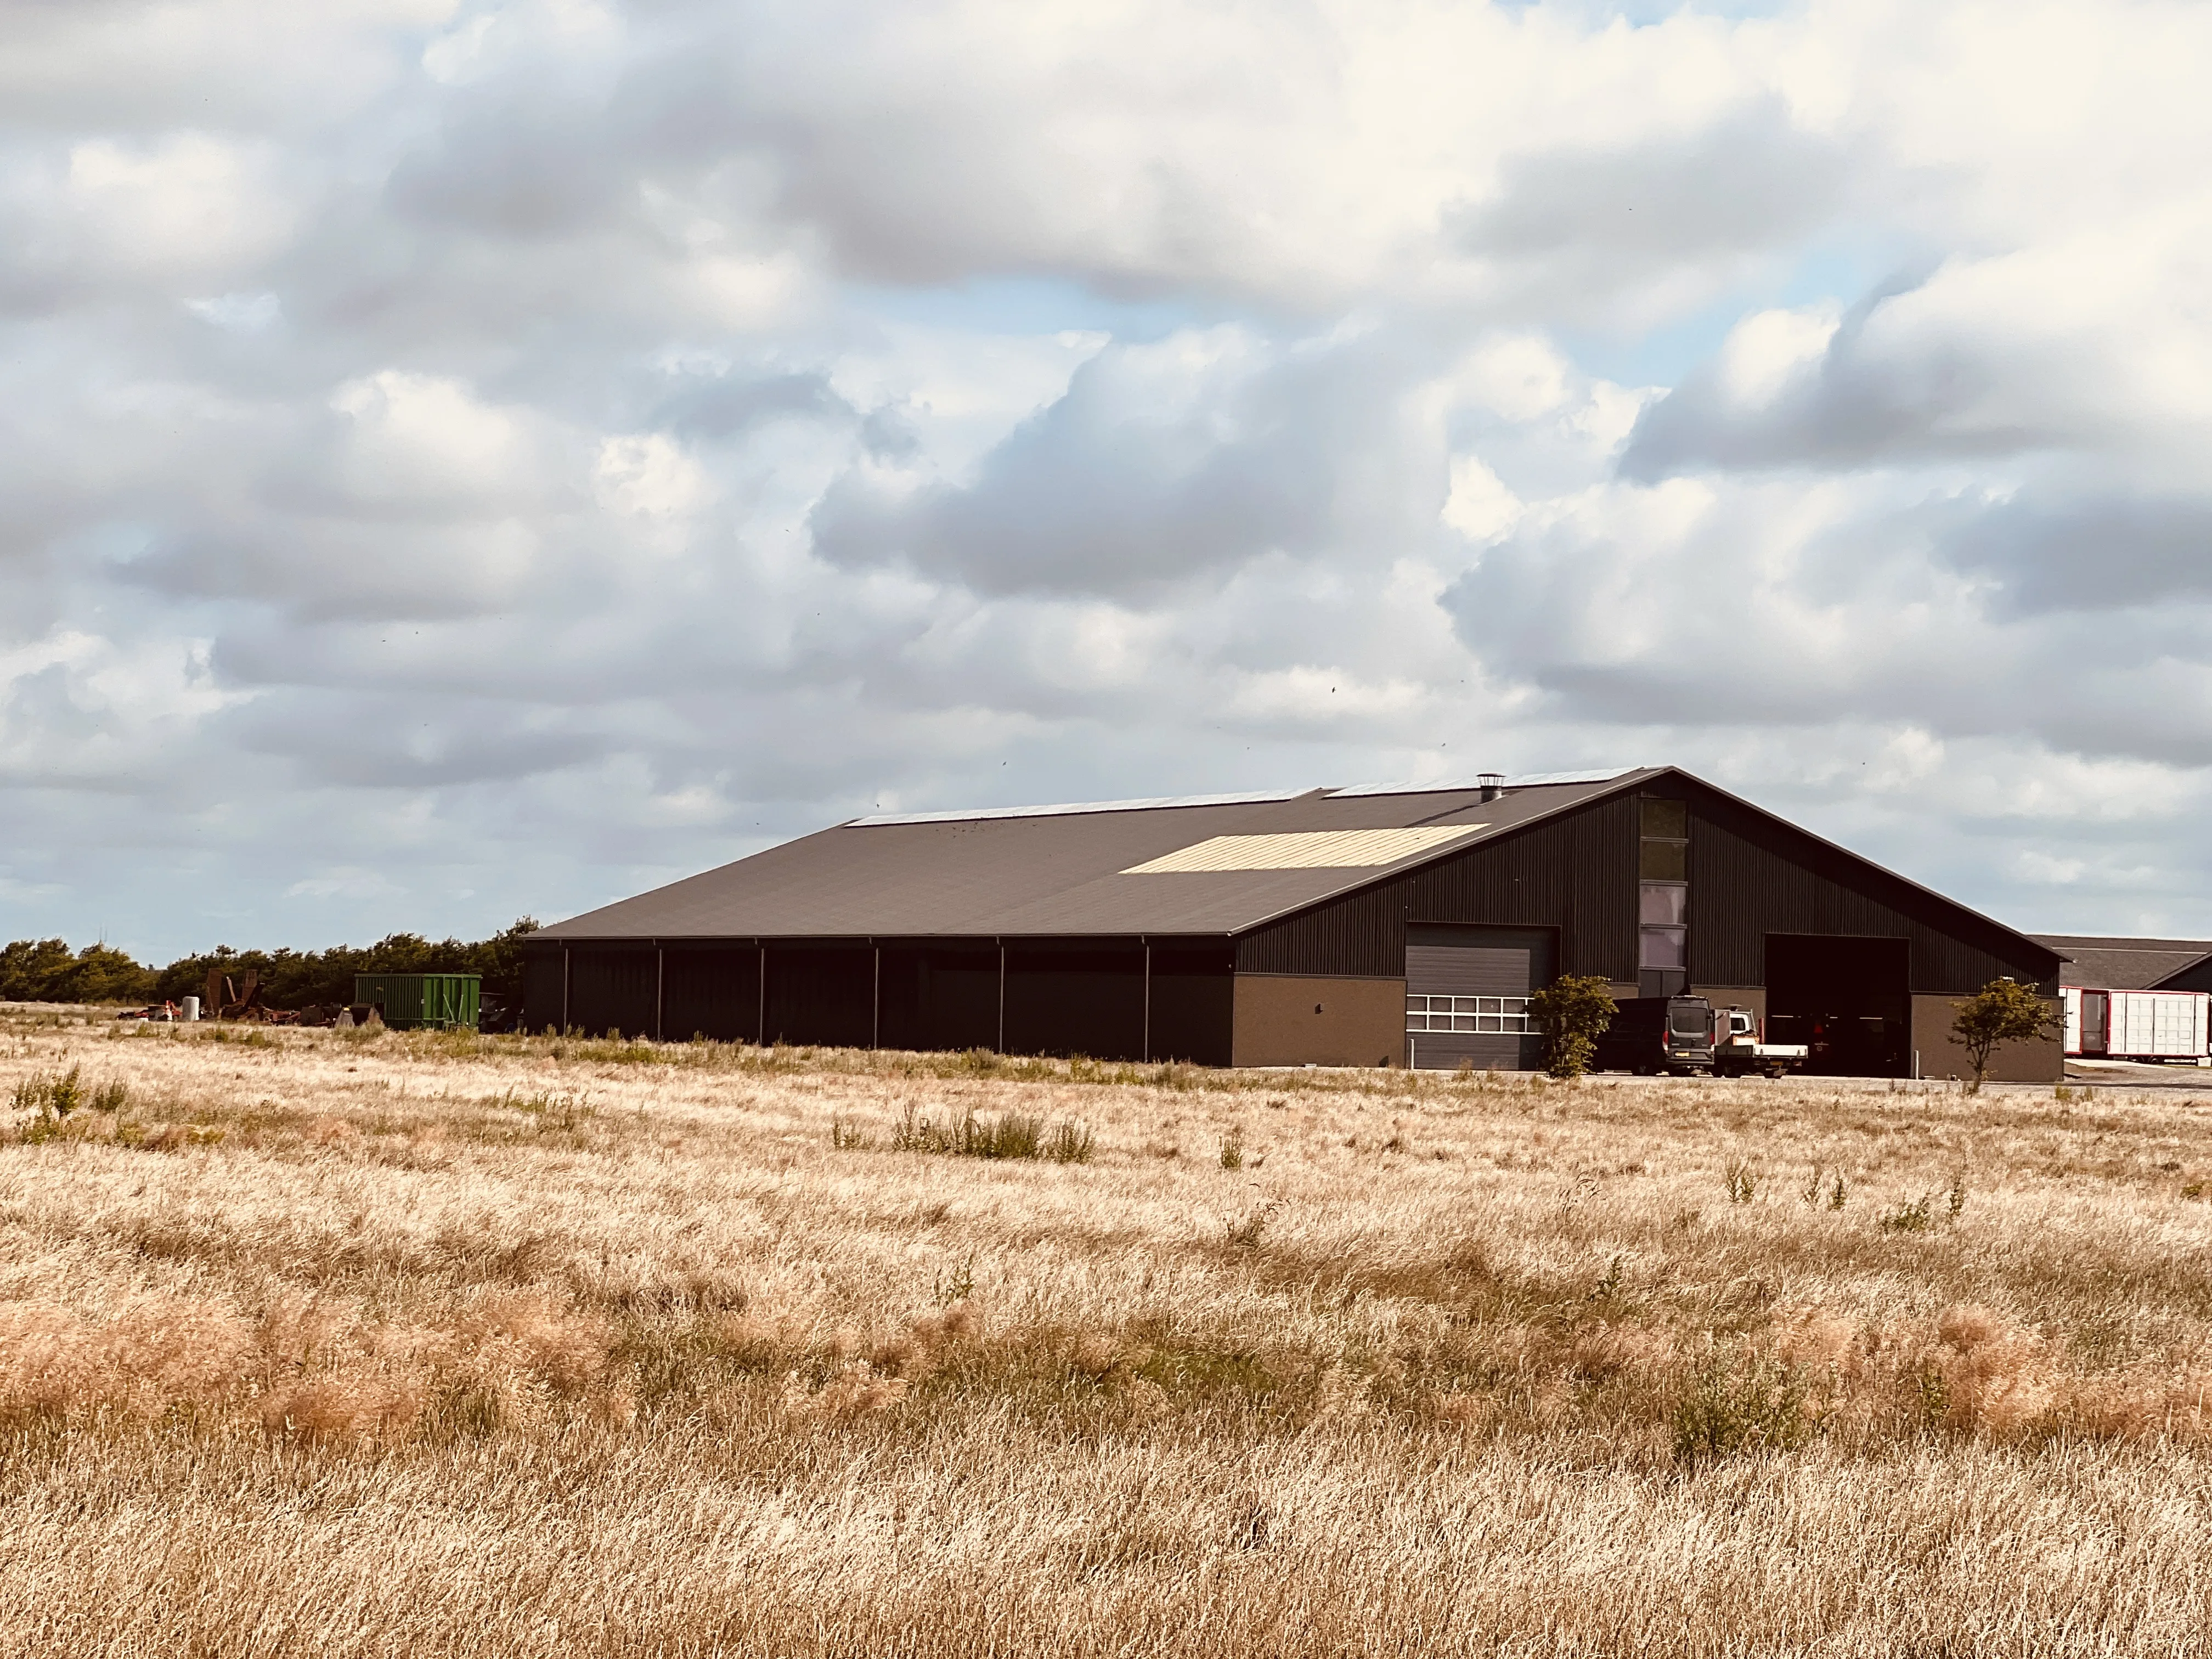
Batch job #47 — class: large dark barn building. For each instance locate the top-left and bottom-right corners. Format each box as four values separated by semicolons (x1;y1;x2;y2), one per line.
523;768;2064;1081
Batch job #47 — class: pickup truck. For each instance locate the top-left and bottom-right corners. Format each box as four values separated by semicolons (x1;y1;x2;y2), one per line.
1711;1007;1808;1078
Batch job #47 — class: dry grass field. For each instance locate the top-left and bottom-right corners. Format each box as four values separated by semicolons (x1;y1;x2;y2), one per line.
5;1003;2212;1656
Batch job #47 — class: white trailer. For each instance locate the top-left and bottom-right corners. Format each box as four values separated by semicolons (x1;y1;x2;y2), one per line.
2064;986;2210;1062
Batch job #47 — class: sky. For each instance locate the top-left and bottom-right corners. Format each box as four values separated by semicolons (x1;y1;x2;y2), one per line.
5;0;2212;963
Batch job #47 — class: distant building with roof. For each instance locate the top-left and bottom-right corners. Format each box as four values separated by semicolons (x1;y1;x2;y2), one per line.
524;767;2062;1080
2030;934;2212;995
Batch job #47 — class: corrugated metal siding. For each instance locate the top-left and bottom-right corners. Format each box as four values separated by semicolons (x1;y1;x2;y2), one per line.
1235;885;1401;976
1684;786;2059;994
353;973;481;1030
1148;944;1234;1065
1234;783;2055;997
663;947;761;1042
569;949;656;1037
1235;792;1638;980
1004;944;1147;1059
879;945;1000;1052
764;946;874;1047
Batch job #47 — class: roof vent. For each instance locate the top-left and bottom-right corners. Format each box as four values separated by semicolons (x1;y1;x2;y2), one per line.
1477;773;1505;803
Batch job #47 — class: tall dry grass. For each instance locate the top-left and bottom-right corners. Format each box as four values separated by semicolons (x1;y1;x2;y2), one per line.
4;1003;2212;1654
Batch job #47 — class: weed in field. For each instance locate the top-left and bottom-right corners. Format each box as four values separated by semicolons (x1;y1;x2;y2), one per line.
1724;1159;1757;1204
10;1065;128;1141
1881;1194;1935;1233
1219;1127;1245;1170
1672;1347;1813;1462
14;1064;83;1117
1948;1175;1968;1220
1226;1200;1277;1248
1046;1120;1095;1164
201;1026;276;1048
1915;1365;1952;1428
1590;1254;1626;1302
831;1115;872;1151
894;1104;1047;1160
934;1251;977;1305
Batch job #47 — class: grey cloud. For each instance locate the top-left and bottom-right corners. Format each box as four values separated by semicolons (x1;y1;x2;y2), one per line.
810;329;1446;596
652;369;854;440
1618;269;2038;479
1441;473;2212;771
1939;490;2212;617
123;517;549;624
226;697;608;789
384;98;637;241
1455;100;1854;266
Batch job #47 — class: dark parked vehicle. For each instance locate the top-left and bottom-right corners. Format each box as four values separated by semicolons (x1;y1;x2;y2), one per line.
1594;995;1715;1075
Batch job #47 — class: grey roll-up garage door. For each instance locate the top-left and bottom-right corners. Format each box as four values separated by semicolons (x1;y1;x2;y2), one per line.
1404;924;1555;1071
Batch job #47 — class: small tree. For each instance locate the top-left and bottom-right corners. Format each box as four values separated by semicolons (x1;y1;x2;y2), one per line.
1527;974;1618;1080
1950;978;2058;1093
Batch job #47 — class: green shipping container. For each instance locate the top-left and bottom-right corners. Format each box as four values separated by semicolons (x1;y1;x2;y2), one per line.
354;973;481;1030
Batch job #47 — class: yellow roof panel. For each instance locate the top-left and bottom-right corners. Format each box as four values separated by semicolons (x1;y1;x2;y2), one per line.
1121;825;1487;874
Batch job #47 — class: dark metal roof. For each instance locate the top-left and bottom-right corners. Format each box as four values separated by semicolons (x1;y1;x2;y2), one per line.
2031;934;2212;990
537;772;1658;941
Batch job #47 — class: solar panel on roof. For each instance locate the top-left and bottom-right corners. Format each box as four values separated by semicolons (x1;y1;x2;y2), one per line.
848;788;1313;828
1325;769;1632;798
1508;769;1638;786
1323;778;1491;799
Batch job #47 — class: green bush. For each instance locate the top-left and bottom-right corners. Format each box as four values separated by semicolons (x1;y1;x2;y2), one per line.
1527;975;1617;1080
1950;978;2059;1093
1672;1350;1813;1463
13;1065;84;1118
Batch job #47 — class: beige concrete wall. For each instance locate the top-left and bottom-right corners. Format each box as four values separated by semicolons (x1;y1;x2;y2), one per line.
1233;975;1405;1069
1911;993;2063;1084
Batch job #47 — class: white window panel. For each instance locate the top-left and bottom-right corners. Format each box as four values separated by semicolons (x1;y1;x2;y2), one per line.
1406;994;1531;1035
1639;926;1686;969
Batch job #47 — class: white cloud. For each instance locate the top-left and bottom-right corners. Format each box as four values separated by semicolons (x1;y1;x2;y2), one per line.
595;433;710;518
186;291;283;333
4;0;2212;961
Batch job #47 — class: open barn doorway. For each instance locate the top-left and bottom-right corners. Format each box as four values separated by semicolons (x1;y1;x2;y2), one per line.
1764;934;1911;1077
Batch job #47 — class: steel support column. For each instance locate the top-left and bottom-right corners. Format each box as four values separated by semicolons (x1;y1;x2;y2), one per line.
1142;939;1152;1062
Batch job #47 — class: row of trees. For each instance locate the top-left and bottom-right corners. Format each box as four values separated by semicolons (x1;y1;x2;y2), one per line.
0;921;541;1011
